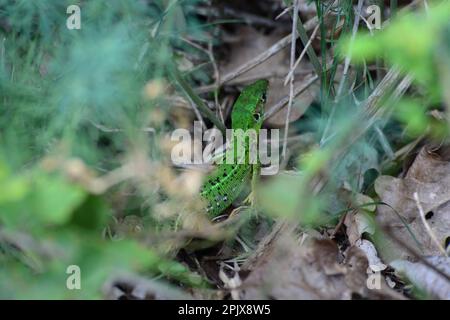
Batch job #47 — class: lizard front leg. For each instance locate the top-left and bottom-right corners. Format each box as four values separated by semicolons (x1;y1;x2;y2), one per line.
244;163;260;208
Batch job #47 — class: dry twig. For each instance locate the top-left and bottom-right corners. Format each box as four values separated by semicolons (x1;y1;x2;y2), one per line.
414;192;448;257
282;0;301;159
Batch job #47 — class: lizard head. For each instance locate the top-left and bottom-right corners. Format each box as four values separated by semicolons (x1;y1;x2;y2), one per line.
231;79;269;130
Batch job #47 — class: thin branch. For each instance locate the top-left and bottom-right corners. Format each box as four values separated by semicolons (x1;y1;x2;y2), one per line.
224;69;311;88
88;164;137;194
292;10;323;79
320;0;364;146
264;74;318;120
168;63;226;133
336;0;364;100
194;16;319;94
90;121;155;133
275;6;292;20
282;0;300;159
207;37;224;123
186;94;207;130
212;34;295;87
284;24;320;86
414;192;448;257
382;225;450;282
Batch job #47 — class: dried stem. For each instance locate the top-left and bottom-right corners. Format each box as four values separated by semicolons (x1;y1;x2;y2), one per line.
168;63;226;133
264;74;319;120
282;0;300;159
195;16;319;94
414;192;448;257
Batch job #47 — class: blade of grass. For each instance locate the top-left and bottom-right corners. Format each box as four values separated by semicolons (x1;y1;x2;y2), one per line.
320;0;364;146
168;62;226;133
282;0;300;159
293;13;323;81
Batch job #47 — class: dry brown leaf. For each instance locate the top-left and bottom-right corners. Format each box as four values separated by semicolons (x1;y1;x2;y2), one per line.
240;235;397;299
354;239;387;272
345;212;376;245
343;191;376;245
391;256;450;299
375;146;450;262
220;26;318;127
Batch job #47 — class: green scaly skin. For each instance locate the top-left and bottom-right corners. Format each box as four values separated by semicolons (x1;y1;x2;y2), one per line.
200;79;268;217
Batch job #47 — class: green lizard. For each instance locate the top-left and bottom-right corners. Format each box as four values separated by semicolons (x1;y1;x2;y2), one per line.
200;79;268;217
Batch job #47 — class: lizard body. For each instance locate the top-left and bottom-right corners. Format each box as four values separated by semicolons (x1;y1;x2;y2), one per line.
200;79;268;217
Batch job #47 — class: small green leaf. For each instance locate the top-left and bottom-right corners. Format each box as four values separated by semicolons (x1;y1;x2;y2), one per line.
69;195;110;230
0;177;29;204
394;99;429;137
30;173;87;225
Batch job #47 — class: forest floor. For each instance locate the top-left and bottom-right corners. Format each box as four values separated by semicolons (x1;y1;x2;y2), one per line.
0;0;449;300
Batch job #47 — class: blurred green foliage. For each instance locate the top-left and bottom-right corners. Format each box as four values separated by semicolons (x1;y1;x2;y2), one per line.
0;158;204;298
0;0;206;299
340;1;450;102
1;0;450;299
259;1;450;228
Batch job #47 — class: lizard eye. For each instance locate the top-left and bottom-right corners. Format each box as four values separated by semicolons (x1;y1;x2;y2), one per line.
253;112;261;121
